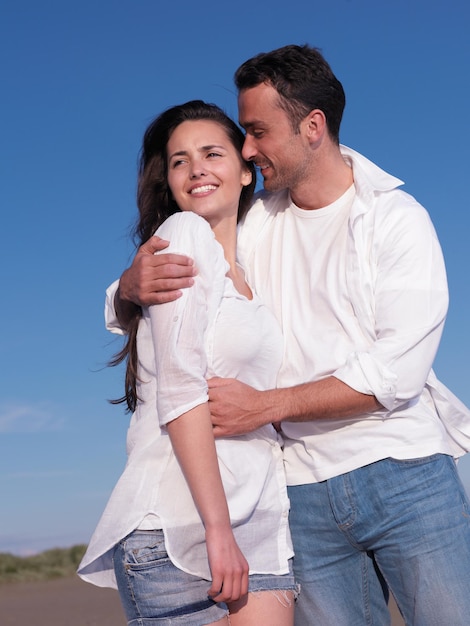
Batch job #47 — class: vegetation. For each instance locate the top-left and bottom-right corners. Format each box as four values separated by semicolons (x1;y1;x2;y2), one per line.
0;545;87;584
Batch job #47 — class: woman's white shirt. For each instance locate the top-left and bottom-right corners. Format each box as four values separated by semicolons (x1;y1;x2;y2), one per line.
78;212;292;588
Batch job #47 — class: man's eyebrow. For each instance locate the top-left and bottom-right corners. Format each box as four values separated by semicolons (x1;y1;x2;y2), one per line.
239;120;264;130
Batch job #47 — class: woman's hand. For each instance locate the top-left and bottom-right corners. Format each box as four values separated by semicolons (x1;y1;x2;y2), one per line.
206;525;249;602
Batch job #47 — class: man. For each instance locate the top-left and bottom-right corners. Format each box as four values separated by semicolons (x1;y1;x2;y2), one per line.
107;45;470;625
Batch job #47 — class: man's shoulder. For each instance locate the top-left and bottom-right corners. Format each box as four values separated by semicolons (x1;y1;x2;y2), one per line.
238;189;289;236
245;188;290;219
237;189;289;263
253;188;290;208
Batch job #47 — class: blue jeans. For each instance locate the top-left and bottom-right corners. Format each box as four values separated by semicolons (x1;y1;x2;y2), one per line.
288;454;470;626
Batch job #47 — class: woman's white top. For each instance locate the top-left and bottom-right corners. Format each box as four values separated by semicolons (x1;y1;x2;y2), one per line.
78;212;293;588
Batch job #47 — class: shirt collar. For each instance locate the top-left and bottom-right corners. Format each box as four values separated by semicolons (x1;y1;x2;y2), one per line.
340;144;404;193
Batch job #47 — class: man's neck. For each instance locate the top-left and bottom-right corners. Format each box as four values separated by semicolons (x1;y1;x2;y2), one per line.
290;145;353;211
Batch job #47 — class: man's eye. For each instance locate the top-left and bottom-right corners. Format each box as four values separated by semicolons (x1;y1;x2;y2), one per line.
253;131;264;139
207;152;222;158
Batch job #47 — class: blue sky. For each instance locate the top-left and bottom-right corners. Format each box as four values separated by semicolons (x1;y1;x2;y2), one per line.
1;0;469;555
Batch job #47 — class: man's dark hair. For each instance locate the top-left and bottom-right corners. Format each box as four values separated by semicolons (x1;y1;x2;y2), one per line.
235;44;345;143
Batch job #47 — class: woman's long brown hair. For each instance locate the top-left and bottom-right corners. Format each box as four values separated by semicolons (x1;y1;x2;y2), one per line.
110;100;256;412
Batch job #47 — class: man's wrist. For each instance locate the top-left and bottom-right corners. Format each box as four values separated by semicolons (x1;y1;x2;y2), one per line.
259;388;286;426
114;283;139;329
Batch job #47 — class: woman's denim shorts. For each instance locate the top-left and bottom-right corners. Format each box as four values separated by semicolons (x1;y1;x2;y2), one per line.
114;529;298;625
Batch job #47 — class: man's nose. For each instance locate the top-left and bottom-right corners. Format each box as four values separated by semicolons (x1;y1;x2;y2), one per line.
242;135;256;162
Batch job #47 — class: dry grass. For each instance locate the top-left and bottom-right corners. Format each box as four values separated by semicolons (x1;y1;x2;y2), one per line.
0;546;87;583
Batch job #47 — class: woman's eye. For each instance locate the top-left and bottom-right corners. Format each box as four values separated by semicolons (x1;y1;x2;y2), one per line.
207;152;222;158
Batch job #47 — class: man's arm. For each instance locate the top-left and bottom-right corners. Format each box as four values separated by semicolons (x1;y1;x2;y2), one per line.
209;376;381;437
113;235;197;329
210;198;447;437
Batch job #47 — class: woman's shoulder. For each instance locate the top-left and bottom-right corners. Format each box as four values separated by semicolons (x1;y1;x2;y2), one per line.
155;211;212;238
154;212;215;253
154;212;226;278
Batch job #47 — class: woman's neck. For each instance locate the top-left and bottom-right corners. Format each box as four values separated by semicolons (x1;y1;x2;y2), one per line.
211;217;237;269
211;217;252;300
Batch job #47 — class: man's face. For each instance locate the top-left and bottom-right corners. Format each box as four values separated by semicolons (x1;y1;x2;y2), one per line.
238;83;311;193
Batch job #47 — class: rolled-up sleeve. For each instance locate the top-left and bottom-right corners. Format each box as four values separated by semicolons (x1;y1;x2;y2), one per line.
334;198;448;411
104;280;123;335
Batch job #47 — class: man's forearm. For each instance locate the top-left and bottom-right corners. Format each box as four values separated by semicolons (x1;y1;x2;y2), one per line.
264;376;382;424
209;375;383;438
114;284;140;330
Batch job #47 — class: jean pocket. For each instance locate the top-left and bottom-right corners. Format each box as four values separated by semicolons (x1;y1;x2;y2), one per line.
123;530;170;568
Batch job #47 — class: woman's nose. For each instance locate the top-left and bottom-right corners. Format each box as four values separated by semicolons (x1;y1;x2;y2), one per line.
189;163;207;179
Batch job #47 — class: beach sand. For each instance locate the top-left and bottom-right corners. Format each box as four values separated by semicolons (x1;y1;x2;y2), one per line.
0;577;125;626
0;575;405;625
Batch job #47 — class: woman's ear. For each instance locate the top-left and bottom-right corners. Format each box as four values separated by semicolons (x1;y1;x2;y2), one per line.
241;168;253;187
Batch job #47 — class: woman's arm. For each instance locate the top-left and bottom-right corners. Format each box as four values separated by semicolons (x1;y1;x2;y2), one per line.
148;213;248;601
167;403;249;602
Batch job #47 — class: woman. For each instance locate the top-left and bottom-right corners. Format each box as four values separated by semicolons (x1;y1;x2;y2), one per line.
78;101;297;625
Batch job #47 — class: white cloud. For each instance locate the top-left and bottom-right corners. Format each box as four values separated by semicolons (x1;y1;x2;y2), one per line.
0;403;65;433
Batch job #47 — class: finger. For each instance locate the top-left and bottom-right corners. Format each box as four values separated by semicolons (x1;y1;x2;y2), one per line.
147;277;195;292
228;574;240;602
151;266;197;283
240;569;249;597
215;577;234;603
207;377;232;389
152;252;196;268
207;573;223;599
211;426;223;438
140;236;170;254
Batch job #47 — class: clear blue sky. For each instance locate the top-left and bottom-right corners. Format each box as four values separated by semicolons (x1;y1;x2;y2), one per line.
1;0;469;555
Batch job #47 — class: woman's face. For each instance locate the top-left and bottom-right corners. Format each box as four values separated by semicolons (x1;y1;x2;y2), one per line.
166;120;252;225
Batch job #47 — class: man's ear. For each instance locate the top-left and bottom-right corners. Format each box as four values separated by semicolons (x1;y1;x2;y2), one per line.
304;109;327;142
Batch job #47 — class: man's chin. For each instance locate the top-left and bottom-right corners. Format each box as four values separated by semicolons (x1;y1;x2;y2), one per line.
262;177;281;192
261;171;273;188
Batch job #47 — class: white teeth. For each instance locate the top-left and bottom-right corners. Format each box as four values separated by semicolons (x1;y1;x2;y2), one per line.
190;185;217;194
